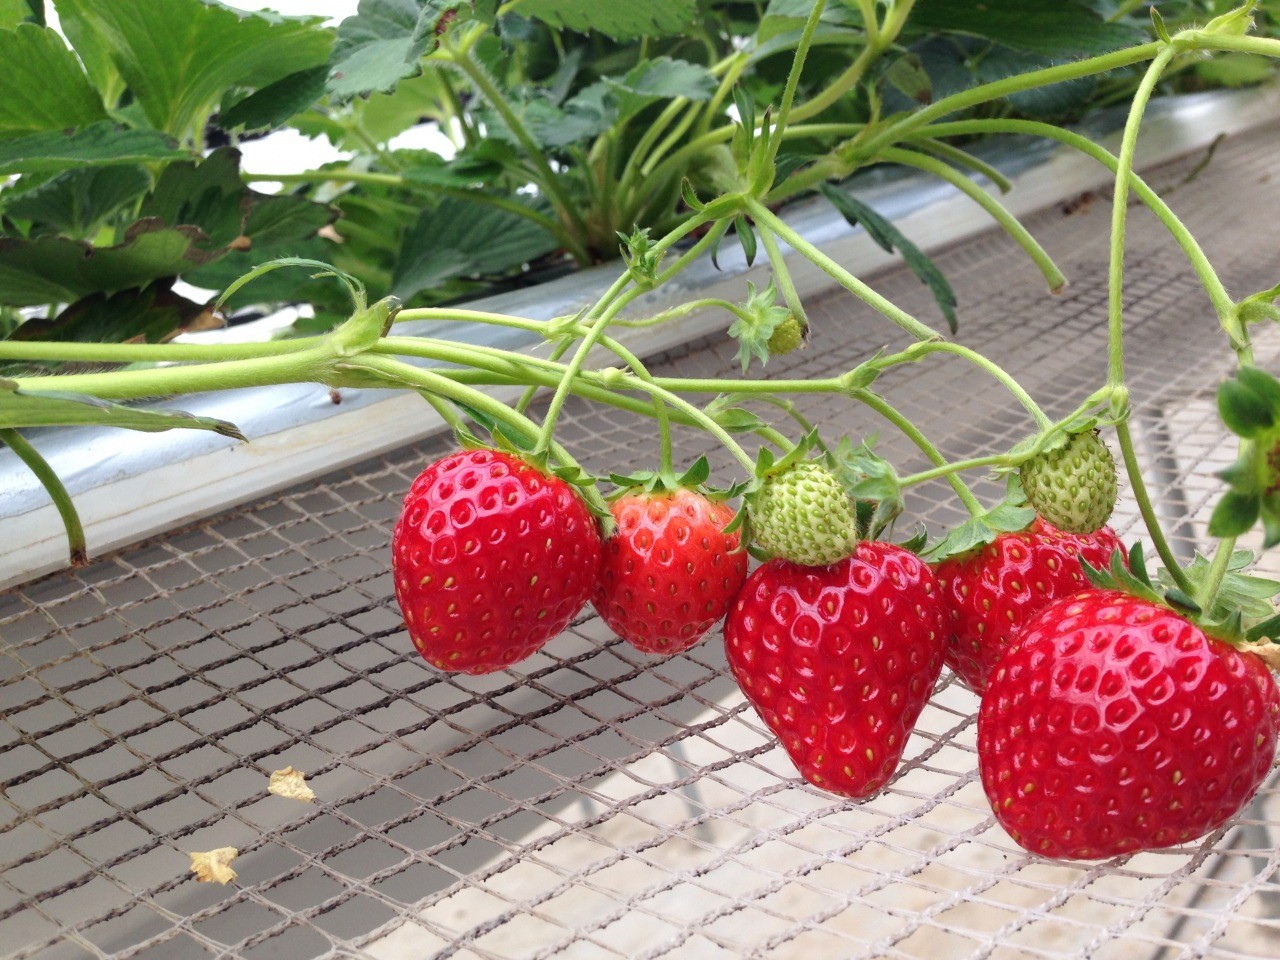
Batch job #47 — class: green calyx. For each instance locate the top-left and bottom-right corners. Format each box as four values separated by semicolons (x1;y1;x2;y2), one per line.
1083;542;1280;651
1019;428;1117;533
746;455;858;567
1210;366;1280;546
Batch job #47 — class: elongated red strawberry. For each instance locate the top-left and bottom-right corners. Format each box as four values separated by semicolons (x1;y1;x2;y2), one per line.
391;448;602;674
933;518;1123;692
724;542;947;798
979;589;1280;860
593;487;748;654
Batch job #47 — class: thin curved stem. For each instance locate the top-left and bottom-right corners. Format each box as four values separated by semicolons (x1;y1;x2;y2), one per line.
882;146;1065;293
851;388;985;517
744;197;943;342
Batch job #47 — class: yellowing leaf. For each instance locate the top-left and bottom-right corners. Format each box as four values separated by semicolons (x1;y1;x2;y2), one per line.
189;848;238;885
268;766;316;803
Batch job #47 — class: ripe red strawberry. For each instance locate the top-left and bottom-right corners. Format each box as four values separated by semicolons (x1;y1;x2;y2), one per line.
724;541;947;798
933;518;1123;692
979;589;1280;860
391;448;602;674
593;487;748;654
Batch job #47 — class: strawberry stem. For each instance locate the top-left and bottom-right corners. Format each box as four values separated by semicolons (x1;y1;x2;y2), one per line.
0;429;87;567
881;146;1065;294
877;342;1053;429
533;214;731;457
743;197;943;343
851;388;985;518
1105;41;1199;597
901;120;1236;324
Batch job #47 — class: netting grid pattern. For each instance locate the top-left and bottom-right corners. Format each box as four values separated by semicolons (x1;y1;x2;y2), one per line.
3;122;1280;960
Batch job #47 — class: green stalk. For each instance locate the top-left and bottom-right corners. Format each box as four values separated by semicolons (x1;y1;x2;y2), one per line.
900;120;1236;323
773;41;1163;202
1;429;87;566
743;197;943;342
533;211;728;454
881;146;1066;293
345;353;610;515
0;337;312;365
443;45;593;250
765;0;828;171
852;388;985;517
756;223;807;323
876;342;1053;429
1104;43;1196;596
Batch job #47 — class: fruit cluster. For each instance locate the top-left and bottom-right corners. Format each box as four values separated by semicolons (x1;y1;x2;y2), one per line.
391;434;1280;862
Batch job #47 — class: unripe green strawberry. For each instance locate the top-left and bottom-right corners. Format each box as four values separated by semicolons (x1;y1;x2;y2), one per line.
1019;430;1117;534
748;461;857;566
767;314;803;355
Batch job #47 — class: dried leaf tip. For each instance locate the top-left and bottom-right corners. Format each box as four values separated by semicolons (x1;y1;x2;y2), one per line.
189;847;238;884
268;766;316;803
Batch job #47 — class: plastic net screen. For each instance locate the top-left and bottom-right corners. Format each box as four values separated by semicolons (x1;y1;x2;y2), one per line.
3;120;1280;960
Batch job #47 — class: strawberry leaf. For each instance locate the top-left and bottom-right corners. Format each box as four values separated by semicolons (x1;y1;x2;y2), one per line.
818;183;959;333
55;0;333;141
516;0;697;40
0;24;106;136
0;123;185;178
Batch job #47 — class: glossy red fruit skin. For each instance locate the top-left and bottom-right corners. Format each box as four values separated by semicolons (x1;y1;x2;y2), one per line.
391;449;602;674
979;589;1280;860
933;518;1123;692
724;542;947;798
592;488;749;654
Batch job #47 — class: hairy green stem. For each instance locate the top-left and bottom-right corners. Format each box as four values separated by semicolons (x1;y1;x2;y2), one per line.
744;197;943;342
877;342;1052;429
882;146;1066;293
852;388;985;517
901;120;1235;322
444;45;593;252
1;429;87;566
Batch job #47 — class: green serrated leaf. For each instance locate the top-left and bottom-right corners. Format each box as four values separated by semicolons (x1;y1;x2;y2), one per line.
56;0;332;140
0;23;105;137
0;0;30;29
4;283;215;356
1208;488;1262;538
818;183;959;332
905;0;1142;57
3;165;151;239
0;222;215;307
327;0;434;99
516;0;696;39
390;196;557;301
1195;52;1274;88
218;65;330;132
0;123;186;178
1218;375;1276;438
884;53;932;105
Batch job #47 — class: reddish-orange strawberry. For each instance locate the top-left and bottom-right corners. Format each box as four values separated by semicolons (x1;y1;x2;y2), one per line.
593;487;748;654
979;589;1280;859
724;542;947;798
933;518;1123;692
391;448;602;674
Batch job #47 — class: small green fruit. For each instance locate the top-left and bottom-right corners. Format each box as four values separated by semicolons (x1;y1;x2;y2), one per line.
767;315;803;356
1020;430;1118;534
748;461;857;566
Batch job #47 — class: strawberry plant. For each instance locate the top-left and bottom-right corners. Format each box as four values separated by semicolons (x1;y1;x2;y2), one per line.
5;0;1280;861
